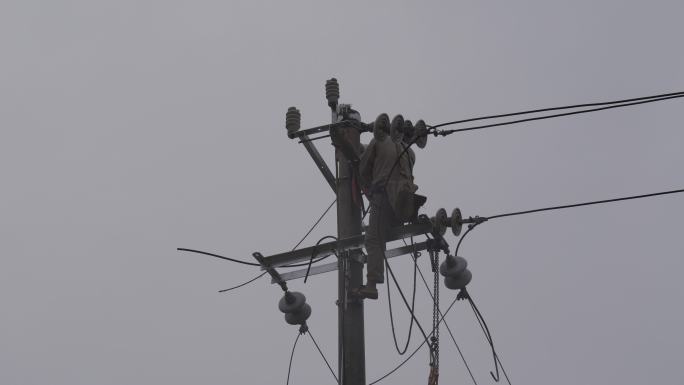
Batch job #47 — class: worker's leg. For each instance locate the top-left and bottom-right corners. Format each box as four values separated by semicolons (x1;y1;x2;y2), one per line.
365;193;393;285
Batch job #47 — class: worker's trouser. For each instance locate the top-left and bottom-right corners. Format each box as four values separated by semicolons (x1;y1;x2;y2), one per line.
365;192;400;284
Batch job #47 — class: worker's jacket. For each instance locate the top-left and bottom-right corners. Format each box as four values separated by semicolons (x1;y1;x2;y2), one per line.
359;137;418;221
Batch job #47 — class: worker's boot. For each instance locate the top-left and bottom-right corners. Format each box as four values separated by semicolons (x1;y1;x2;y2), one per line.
352;282;378;300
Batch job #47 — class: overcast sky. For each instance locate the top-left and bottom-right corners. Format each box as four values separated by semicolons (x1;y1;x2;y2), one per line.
2;1;684;385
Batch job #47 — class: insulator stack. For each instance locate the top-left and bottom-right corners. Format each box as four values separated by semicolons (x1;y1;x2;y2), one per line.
390;114;404;143
439;255;472;290
285;107;301;138
373;113;390;141
403;120;415;141
325;78;340;109
414;119;428;149
278;291;312;326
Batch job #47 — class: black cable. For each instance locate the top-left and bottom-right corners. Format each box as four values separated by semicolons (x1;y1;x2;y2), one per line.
307;328;339;384
385;247;418;355
286;331;301;385
456;188;684;256
487;188;684;220
430;90;684;129
464;289;513;385
291;199;337;251
436;94;684;136
385;258;436;362
369;295;462;385
176;248;261;266
218;271;268;293
409;241;478;385
304;235;339;283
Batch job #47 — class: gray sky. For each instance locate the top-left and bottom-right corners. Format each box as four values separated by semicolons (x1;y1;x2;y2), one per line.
2;1;683;384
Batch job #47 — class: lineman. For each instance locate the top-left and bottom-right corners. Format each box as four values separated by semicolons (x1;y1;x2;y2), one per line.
354;114;421;299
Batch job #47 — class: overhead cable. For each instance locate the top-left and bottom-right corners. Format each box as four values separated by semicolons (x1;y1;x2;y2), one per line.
408;241;478;385
456;187;684;256
286;331;302;385
463;289;512;385
386;246;418;355
369;295;462;385
307;328;339;384
291;199;337;251
219;271;268;293
434;93;684;136
431;90;684;130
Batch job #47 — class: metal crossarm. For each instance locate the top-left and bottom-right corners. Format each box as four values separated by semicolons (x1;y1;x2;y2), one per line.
260;220;435;268
273;240;432;283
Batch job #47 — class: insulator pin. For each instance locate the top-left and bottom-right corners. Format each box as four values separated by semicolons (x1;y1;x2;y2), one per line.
440;255;472;290
285;107;301;138
325;78;340;109
278;291;312;326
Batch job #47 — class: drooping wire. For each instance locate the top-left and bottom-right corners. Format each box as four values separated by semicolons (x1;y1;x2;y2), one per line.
218;271;268;293
462;288;513;385
411;247;478;385
286;331;302;385
430;90;684;130
384;257;436;363
369;295;462;385
449;189;684;381
385;240;418;355
307;328;340;384
303;235;339;283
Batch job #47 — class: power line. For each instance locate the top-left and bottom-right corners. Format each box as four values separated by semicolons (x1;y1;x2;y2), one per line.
464;289;512;385
430;90;684;129
408;241;478;385
369;295;462;385
307;328;339;384
286;331;302;385
435;94;684;136
177;248;261;266
385;249;418;355
456;187;684;256
218;271;268;293
384;92;684;198
292;199;337;251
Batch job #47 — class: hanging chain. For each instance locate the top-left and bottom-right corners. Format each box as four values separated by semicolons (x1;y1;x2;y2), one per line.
429;249;440;385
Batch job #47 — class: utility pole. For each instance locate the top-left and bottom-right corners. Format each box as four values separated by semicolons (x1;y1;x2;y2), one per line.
327;79;366;385
254;78;470;385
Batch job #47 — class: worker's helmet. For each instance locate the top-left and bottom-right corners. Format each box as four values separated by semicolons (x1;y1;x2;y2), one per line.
337;104;361;122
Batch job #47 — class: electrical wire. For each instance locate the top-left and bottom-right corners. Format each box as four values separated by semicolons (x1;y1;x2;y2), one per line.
218;271;268;293
488;188;684;220
430;90;684;130
304;235;339;283
407;239;478;385
385;246;418;355
177;248;261;266
369;295;462;385
286;331;301;385
291;199;337;251
435;94;684;136
307;328;339;384
456;188;684;256
463;289;512;385
385;250;434;362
